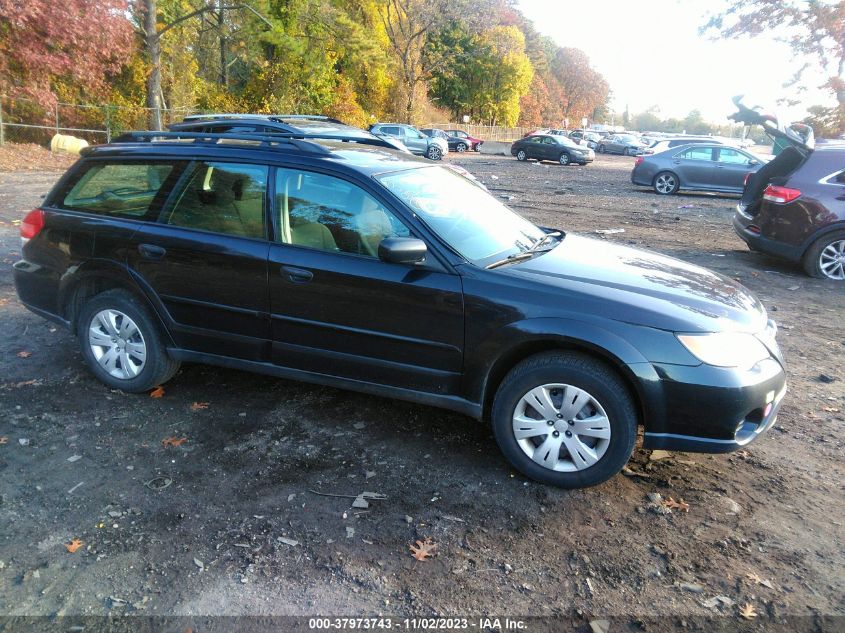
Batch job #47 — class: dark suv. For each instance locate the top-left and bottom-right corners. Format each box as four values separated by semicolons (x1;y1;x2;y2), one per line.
734;144;845;280
14;130;786;488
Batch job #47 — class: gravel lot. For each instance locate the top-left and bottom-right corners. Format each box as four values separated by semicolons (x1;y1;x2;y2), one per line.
1;152;843;632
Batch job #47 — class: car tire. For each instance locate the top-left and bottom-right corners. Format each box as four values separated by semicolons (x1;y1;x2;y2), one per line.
802;231;845;280
77;289;180;393
558;152;571;166
516;149;527;161
624;147;633;156
456;143;467;153
653;171;680;195
426;145;443;160
597;144;605;154
491;351;637;488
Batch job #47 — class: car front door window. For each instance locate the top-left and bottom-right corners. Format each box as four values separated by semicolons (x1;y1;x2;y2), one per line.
275;169;409;257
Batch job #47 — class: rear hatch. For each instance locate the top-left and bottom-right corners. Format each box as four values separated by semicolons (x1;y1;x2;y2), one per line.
738;145;809;218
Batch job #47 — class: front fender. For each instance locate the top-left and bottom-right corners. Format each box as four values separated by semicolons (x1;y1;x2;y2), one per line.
465;317;666;426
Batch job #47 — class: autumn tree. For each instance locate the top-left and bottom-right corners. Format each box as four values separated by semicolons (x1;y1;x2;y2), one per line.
0;0;134;113
702;1;845;108
550;47;610;125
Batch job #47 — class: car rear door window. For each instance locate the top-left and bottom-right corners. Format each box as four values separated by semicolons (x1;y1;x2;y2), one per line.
275;168;409;257
678;147;715;161
59;161;177;220
163;162;268;238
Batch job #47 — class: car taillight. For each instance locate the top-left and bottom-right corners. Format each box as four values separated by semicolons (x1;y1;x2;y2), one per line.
20;209;45;242
743;172;752;186
762;184;801;204
634;156;644;167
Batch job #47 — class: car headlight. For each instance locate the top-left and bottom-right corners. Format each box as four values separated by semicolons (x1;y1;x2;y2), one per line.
676;332;771;369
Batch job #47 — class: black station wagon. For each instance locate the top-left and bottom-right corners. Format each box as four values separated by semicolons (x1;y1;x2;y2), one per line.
14;131;787;488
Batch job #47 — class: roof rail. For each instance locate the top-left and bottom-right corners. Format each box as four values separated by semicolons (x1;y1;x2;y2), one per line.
180;113;344;124
111;130;399;152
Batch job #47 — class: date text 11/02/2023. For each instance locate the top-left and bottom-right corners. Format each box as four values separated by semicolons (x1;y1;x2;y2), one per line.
308;617;527;630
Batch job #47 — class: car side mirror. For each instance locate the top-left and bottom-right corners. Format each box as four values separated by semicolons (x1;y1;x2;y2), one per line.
749;160;759;166
378;237;427;265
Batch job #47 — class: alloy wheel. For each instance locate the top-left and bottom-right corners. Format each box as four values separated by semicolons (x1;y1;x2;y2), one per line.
427;146;442;160
655;173;677;194
517;150;527;161
457;143;467;152
512;383;611;472
819;239;845;279
88;309;147;379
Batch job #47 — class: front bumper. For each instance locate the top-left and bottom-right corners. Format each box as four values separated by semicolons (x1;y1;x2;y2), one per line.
642;356;787;453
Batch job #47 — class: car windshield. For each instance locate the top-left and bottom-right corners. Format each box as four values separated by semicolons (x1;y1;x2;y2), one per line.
557;136;579;147
377;166;546;265
618;135;638;142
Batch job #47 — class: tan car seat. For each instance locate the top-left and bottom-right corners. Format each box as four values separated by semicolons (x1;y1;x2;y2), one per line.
355;197;392;257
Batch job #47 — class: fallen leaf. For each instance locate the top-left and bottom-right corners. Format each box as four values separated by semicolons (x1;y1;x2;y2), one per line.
190;402;209;410
409;538;437;561
0;437;7;444
66;538;83;553
745;571;761;584
149;386;165;398
161;436;187;447
739;603;758;619
662;497;690;512
822;407;840;413
16;351;32;358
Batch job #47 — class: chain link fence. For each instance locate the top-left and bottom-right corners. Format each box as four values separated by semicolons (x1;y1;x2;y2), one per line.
0;95;204;146
0;95;535;147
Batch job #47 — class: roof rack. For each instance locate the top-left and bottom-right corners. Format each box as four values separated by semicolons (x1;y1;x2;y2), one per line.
180;113;344;125
111;130;398;152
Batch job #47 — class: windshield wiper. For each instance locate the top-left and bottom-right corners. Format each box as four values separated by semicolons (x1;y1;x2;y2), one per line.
485;231;562;269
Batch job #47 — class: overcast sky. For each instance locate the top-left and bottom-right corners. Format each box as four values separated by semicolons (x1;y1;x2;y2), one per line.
516;0;831;124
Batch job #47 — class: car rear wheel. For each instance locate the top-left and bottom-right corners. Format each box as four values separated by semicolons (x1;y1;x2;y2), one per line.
77;289;180;393
559;152;571;165
426;145;443;160
654;171;679;195
491;352;637;488
516;149;527;161
456;143;467;153
803;231;845;280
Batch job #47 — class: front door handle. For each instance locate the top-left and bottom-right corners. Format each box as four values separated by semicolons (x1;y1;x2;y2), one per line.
138;243;166;260
280;266;313;284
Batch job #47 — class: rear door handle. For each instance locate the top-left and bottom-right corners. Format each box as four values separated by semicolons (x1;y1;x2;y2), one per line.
280;266;313;284
138;243;166;260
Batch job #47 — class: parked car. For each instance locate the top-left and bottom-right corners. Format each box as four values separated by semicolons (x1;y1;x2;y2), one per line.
170;114;410;154
443;129;484;152
511;134;595;165
420;128;480;153
14;130;786;489
643;136;725;155
631;144;766;195
370;123;448;160
598;134;647;156
523;128;550;137
734;144;845;280
570;130;604;149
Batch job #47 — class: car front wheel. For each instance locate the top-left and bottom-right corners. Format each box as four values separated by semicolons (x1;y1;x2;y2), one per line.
77;289;180;393
456;143;467;152
516;149;527;161
653;171;679;195
597;144;605;153
803;231;845;280
559;152;571;165
491;352;637;488
426;145;443;160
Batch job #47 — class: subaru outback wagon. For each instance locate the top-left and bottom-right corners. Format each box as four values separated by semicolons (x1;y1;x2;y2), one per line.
14;130;787;488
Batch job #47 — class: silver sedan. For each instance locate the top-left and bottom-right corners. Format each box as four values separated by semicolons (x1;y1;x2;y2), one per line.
631;143;767;195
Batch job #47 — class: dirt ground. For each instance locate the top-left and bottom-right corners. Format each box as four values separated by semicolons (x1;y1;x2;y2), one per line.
0;149;843;632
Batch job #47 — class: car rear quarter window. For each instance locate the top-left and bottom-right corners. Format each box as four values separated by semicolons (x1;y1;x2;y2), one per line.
58;161;178;220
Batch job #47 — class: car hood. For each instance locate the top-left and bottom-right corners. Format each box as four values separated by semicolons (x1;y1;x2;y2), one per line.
502;234;767;333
